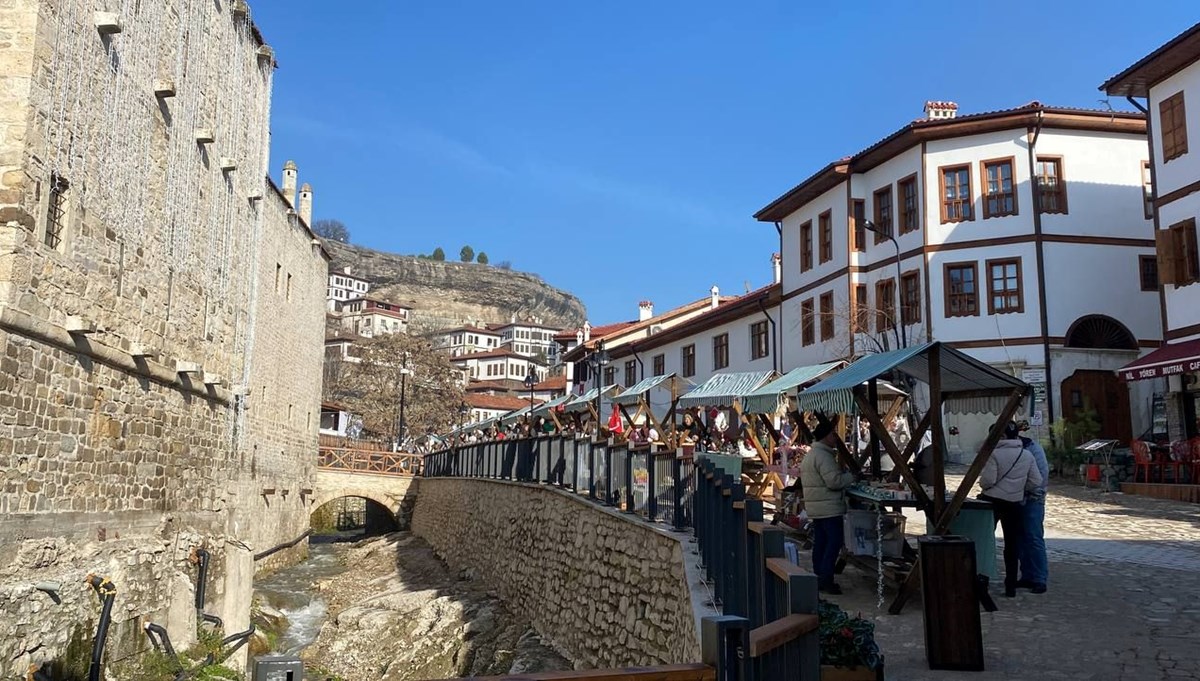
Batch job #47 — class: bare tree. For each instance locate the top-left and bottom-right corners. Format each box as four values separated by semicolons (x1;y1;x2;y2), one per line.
313;219;350;243
327;333;465;442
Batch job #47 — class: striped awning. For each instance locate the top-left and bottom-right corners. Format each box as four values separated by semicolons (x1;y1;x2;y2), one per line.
740;361;845;414
531;393;573;416
562;384;622;413
678;371;777;409
611;374;675;407
793;342;1028;415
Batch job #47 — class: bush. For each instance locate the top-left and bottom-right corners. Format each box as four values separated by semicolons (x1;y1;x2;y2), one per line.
431;247;445;261
476;252;489;264
459;245;474;262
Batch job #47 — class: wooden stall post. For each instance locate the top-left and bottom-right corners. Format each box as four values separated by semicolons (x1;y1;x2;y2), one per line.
929;343;946;522
868;378;881;479
853;392;933;512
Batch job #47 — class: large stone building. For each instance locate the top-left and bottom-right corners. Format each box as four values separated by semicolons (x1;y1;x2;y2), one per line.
0;0;326;676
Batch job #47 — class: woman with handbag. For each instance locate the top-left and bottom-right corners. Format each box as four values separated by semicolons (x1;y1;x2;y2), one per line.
978;422;1044;597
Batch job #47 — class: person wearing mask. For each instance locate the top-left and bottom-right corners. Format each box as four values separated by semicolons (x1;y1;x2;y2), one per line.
800;416;856;594
979;423;1043;597
1016;422;1049;594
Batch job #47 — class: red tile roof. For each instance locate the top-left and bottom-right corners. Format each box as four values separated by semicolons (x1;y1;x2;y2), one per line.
561;297;732;363
607;283;781;357
466;380;512;392
453;348;548;363
440;325;499;336
533;375;567;391
466;394;543;411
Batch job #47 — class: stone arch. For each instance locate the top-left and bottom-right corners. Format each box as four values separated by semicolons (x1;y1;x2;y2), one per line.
310;470;419;531
1063;314;1137;350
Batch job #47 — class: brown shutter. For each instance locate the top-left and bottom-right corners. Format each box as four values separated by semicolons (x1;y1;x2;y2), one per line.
1157;227;1180;286
1182;220;1200;283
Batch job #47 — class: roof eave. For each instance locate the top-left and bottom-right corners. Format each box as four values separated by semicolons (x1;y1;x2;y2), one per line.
1101;22;1200;97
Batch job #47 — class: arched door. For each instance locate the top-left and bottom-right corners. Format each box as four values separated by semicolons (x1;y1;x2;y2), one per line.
1060;370;1131;444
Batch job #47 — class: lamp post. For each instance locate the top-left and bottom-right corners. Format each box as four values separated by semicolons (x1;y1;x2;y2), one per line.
862;220;906;351
397;351;412;450
586;340;609;437
524;369;537;431
456;400;470;476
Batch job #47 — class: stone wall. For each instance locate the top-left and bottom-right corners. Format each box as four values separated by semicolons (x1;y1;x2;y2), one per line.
0;0;325;676
411;478;700;669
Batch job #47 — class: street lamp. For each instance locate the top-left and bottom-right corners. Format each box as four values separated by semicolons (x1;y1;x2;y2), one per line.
861;220;906;351
524;368;537;434
586;340;609;437
397;351;412;450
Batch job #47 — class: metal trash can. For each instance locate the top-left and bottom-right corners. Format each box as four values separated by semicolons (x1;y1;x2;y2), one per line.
252;655;304;681
918;535;984;671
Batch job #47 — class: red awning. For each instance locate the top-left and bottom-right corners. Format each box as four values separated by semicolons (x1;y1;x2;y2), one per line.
1119;339;1200;381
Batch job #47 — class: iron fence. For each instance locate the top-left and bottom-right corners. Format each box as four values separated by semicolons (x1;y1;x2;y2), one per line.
424;436;693;531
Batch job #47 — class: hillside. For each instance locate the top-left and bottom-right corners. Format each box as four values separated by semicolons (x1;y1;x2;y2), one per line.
323;240;588;330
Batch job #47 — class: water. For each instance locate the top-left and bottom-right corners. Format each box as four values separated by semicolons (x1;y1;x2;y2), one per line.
253;538;352;654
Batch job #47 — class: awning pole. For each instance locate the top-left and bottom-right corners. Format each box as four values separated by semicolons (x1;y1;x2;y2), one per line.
930;343;946;523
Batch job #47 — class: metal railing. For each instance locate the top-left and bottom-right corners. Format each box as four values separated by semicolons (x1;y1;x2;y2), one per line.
424;435;695;530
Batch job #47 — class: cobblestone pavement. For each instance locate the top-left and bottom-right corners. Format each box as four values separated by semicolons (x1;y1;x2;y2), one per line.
821;471;1200;680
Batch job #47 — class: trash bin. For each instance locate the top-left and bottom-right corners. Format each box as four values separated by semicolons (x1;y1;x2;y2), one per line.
918;535;984;671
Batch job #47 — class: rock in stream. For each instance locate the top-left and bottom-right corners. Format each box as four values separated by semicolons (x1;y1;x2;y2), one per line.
303;532;570;680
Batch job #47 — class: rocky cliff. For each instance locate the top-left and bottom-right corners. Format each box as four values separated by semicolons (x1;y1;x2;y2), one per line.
324;241;587;330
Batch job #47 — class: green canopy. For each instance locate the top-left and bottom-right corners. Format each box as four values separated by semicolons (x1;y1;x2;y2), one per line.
562;384;622;413
740;361;844;414
611;374;676;407
499;406;533;426
531;393;573;416
793;342;1027;415
677;371;777;409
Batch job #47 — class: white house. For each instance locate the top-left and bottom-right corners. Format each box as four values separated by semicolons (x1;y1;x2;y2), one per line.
451;348;548;386
337;297;411;337
755;100;1159;451
1104;24;1200;443
327;266;370;311
494;321;562;360
560;294;736;394
605;281;782;389
432;325;502;357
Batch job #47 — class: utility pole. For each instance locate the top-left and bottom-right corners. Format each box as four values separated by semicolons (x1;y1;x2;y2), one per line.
397;351;411;450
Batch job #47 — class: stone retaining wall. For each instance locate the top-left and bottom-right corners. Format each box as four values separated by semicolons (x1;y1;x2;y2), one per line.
411;478;700;669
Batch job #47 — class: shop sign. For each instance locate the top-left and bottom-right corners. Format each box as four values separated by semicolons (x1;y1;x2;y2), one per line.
1121;358;1200;381
1021;368;1047;403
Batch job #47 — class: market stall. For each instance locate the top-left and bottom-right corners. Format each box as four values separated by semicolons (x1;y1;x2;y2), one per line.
609;373;688;443
676;370;778;495
561;384;623;433
793;341;1029;614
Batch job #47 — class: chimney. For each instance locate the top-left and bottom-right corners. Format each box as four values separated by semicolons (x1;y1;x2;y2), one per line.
638;300;654;322
343;266;353;275
575;329;584;345
710;285;720;309
281;160;298;206
298;183;313;225
923;101;958;120
582;322;592;343
771;253;781;284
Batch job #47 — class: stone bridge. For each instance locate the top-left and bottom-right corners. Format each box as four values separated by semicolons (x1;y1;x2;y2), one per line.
313;438;422;528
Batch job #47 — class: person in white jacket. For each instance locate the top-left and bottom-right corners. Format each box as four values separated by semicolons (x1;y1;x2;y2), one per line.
978;422;1044;597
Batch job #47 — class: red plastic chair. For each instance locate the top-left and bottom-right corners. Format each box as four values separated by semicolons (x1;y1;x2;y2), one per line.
1167;440;1191;483
1132;440;1161;483
1190;438;1200;485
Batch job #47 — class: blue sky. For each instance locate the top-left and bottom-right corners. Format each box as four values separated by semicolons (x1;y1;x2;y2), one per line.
255;1;1196;324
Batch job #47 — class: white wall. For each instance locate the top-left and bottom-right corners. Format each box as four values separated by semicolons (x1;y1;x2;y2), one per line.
1041;242;1159;341
1149;61;1200;197
635;306;780;387
1037;130;1152;239
1147;61;1200;342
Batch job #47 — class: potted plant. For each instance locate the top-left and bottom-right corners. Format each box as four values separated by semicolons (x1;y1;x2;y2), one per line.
818;600;884;681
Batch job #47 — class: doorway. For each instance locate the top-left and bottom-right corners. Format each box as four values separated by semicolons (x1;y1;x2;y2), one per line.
1060;369;1132;444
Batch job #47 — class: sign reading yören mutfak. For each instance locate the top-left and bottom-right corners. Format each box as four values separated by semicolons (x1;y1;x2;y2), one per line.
1120;358;1200;381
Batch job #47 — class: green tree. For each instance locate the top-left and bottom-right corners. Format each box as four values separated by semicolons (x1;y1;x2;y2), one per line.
460;245;475;262
432;247;445;261
476;252;489;264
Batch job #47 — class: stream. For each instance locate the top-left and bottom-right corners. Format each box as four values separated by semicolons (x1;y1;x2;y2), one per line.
253;538;350;654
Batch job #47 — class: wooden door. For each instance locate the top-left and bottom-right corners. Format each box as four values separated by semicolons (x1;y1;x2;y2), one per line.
1060;370;1132;443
